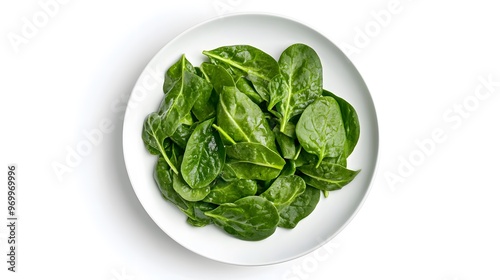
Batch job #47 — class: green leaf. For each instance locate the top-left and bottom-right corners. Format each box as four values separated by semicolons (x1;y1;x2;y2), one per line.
298;160;360;191
158;70;211;137
260;175;306;211
273;126;298;159
323;90;360;157
278;186;320;229
203;179;258;204
153;157;188;210
205;196;279;241
163;54;196;93
202;45;279;102
217;86;277;150
173;172;211;201
181;118;225;188
184;201;217;227
235;76;264;104
142;112;178;174
200;62;236;95
226;142;285;174
170;122;196;149
273;43;323;132
296;96;346;167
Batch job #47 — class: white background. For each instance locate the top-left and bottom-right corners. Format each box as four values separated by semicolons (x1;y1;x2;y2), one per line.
1;0;500;279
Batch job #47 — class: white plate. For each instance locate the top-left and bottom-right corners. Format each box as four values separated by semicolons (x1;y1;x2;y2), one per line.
123;13;379;266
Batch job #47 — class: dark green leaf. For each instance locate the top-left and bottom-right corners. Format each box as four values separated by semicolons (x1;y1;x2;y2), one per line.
170;123;195;149
225;142;285;180
163;54;196;93
323;90;360;157
181;118;225;188
274;43;323;132
224;161;282;181
273;126;298;159
142;112;178;173
185;201;217;227
203;179;257;204
278;186;320;229
217;86;277;150
200;62;236;95
235;77;264;104
205;196;279;241
280;160;296;177
202;45;279;102
294;150;346;168
298;160;360;191
296;96;346;166
260;175;306;210
153;157;188;210
173;172;211;201
158;70;211;136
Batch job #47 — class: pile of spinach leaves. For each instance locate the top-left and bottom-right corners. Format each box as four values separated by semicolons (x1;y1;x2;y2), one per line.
142;43;360;241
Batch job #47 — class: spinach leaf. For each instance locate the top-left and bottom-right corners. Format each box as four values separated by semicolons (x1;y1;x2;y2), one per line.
202;45;279;102
203;179;257;204
280;160;297;177
323;90;360;157
224;161;282;181
186;202;217;227
278;186;321;229
153;157;187;210
170;124;194;149
298;160;360;191
260;175;306;210
200;62;235;95
294;149;346;168
226;142;285;177
217;86;277;150
220;163;238;181
296;96;346;167
192;87;216;122
205;196;279;241
272;43;323;132
235;76;264;104
173;172;211;201
273;126;298;159
281;122;297;139
142;112;178;174
158;70;211;137
163;54;196;93
181;118;225;189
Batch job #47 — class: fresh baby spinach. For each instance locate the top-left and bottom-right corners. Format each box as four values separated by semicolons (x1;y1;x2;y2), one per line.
278;186;321;229
298;159;360;191
260;175;306;210
142;43;362;241
323;90;360;157
202;45;279;102
173;171;211;201
271;43;323;132
181;118;225;189
158;70;212;137
203;179;258;205
205;196;279;241
296;96;346;167
217;86;277;150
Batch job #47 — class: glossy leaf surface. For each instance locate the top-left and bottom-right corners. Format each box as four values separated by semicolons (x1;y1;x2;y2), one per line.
296;96;346;166
181;118;225;189
205;196;279;241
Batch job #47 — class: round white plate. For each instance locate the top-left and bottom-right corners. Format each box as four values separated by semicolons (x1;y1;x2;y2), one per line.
123;13;379;266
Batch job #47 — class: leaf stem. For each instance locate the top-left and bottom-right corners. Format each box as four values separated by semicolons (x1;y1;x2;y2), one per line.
212;124;236;145
156;138;179;174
